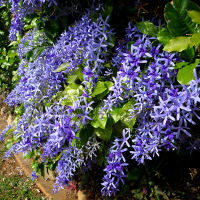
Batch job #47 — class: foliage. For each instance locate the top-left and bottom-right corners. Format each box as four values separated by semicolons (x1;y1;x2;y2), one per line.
1;0;200;199
0;5;19;92
159;0;200;84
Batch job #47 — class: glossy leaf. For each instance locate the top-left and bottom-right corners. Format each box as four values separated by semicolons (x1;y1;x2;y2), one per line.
91;106;108;129
163;36;191;52
67;74;78;84
61;83;84;106
177;59;200;85
92;81;107;97
95;118;113;141
188;10;200;24
92;81;113;97
174;61;189;69
180;47;195;62
164;0;200;36
136;21;158;37
190;33;200;47
110;107;123;123
121;99;137;131
157;27;172;45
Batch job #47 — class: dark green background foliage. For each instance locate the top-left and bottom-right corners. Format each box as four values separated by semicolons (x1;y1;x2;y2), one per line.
0;5;19;92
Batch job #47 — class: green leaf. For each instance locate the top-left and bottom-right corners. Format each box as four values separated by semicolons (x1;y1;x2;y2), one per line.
157;27;173;45
180;46;195;62
26;50;34;62
67;74;78;84
0;59;6;64
91;105;107;129
8;41;18;46
177;59;200;85
31;162;39;173
39;163;45;178
163;36;191;52
54;62;70;72
121;99;137;131
174;61;189;69
92;82;107;97
92;81;113;98
33;46;47;60
61;83;84;106
104;81;114;89
95;128;111;141
188;10;200;24
7;50;18;58
95;118;113;141
190;33;200;47
110;107;122;123
14;104;24;116
78;125;94;147
78;65;84;81
136;21;158;37
103;0;113;19
164;0;200;36
105;63;112;68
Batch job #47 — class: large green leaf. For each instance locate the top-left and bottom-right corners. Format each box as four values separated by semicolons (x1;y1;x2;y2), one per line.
91;81;107;97
174;61;189;69
190;33;200;47
95;118;113;141
136;21;158;37
163;36;191;52
188;10;200;24
157;27;173;45
177;59;200;85
180;46;195;62
164;0;200;36
110;107;123;123
91;81;113;97
67;74;78;84
95;128;112;141
91;105;108;129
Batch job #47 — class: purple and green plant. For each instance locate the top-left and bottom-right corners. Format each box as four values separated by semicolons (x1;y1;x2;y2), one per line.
1;0;200;198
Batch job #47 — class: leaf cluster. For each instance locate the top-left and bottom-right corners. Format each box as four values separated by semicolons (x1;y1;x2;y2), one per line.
136;0;200;85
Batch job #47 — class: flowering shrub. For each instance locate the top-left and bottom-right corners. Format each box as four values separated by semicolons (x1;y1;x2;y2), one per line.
1;0;200;198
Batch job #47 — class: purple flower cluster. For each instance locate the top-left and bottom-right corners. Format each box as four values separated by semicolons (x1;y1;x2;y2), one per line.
101;128;131;196
54;144;84;191
0;0;56;41
102;25;200;167
48;14;112;84
3;12;114;192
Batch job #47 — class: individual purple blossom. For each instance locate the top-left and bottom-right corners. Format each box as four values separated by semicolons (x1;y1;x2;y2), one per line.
31;171;38;181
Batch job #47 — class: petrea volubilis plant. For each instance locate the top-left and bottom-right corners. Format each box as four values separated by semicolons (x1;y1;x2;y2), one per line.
2;0;200;198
